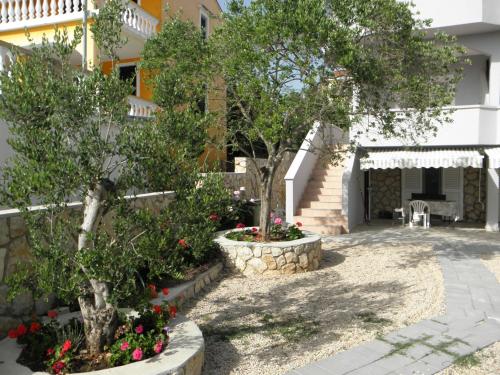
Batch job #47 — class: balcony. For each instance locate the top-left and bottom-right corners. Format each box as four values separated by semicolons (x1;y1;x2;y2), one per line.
0;1;158;40
354;105;500;147
400;0;500;35
128;96;157;118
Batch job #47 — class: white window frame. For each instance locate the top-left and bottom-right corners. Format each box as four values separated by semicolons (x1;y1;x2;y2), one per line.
118;62;140;98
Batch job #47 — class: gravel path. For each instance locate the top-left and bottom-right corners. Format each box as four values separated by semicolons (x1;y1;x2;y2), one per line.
184;238;444;375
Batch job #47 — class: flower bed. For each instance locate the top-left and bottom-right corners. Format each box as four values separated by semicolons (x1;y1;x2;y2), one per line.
215;229;322;276
0;310;204;375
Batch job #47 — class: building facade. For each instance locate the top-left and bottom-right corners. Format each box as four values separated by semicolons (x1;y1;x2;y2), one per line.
286;0;500;233
0;0;226;167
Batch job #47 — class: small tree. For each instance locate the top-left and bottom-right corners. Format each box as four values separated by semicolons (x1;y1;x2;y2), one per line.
152;0;460;240
0;1;219;354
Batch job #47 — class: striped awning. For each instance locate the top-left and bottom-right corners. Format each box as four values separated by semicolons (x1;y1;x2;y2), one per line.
485;148;500;169
360;148;484;170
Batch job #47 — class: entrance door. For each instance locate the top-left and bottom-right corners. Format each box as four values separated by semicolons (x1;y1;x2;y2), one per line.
442;168;464;220
402;169;422;206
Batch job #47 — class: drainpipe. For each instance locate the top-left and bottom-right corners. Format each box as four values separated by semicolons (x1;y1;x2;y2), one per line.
82;0;88;70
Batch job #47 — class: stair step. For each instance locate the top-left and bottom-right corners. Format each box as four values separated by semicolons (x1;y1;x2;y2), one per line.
308;180;342;189
312;169;344;177
297;208;343;217
304;187;343;196
302;194;343;203
294;216;347;226
301;225;345;236
300;201;342;209
311;175;343;183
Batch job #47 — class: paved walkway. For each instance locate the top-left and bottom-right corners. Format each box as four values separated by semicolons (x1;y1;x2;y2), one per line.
287;226;500;375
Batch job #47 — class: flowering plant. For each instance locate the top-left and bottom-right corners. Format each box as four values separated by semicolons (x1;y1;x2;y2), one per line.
225;215;304;242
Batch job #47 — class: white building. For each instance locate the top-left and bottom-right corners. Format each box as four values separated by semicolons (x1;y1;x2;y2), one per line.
286;0;500;233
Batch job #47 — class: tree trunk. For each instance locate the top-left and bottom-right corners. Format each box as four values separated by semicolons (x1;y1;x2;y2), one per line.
77;182;118;354
259;168;275;242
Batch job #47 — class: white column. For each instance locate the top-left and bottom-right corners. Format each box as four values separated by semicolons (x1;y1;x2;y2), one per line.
485;167;499;232
487;59;500;106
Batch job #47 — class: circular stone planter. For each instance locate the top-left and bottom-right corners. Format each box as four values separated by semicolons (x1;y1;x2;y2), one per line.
0;312;204;375
214;229;322;275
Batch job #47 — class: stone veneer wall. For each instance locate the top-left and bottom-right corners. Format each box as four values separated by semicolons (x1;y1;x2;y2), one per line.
463;167;486;223
0;192;175;337
370;169;402;219
215;231;322;276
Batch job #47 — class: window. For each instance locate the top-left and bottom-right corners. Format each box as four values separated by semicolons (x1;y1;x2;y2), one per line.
197;84;208;113
423;168;441;196
200;12;208;40
119;64;138;96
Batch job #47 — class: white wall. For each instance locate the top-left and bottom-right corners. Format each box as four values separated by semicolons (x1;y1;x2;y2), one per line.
342;151;364;232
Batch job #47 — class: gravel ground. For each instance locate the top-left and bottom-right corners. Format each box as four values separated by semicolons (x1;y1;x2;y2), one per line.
437;342;500;375
184;239;444;375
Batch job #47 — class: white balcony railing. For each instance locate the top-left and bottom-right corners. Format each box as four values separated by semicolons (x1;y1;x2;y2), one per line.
122;1;158;40
354;105;500;147
0;1;158;39
128;95;157;118
0;0;84;31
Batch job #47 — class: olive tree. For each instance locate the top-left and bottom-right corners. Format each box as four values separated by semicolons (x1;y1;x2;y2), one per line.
0;1;214;353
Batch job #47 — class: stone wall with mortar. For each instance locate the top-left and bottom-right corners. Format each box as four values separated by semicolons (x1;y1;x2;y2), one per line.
0;192;175;337
215;231;322;276
370;169;402;219
463;167;486;223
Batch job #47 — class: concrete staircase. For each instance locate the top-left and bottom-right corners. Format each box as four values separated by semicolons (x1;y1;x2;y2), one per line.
293;162;348;235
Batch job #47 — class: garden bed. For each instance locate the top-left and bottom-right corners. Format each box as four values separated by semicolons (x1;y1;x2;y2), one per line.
214;229;322;275
185;238;444;375
0;311;204;375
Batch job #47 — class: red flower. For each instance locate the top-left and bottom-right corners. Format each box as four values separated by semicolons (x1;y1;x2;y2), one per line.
153;305;162;314
47;310;58;319
162;287;170;296
47;348;55;357
7;329;17;339
169;305;177;318
178;239;188;249
30;322;42;333
251;227;258;233
52;361;65;374
209;213;219;222
296;222;303;227
135;324;144;334
236;223;245;229
148;284;158;298
61;340;72;354
16;324;27;337
132;348;143;361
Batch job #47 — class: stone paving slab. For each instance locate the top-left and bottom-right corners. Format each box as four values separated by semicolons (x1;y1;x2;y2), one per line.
287;233;500;375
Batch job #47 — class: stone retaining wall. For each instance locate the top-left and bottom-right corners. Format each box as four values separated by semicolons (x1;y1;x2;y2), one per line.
463;167;486;223
215;231;322;276
370;169;401;219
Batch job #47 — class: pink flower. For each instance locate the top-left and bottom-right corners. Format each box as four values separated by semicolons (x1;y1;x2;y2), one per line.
274;217;283;225
61;340;72;354
52;361;65;374
132;348;143;361
154;340;163;354
135;324;144;334
46;348;55;357
236;223;245;229
120;341;129;351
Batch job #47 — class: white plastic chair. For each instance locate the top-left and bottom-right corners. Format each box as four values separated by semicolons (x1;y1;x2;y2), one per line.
409;200;430;228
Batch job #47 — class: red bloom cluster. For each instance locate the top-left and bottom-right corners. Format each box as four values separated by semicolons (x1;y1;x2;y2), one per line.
296;222;303;227
209;213;219;222
8;323;29;339
251;227;258;233
30;322;41;333
47;310;58;319
162;287;169;296
153;305;162;314
148;284;158;298
52;361;65;374
236;223;246;229
61;340;72;355
169;305;177;318
178;239;188;249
